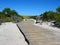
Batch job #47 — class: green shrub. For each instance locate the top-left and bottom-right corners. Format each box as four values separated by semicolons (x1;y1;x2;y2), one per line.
4;17;13;22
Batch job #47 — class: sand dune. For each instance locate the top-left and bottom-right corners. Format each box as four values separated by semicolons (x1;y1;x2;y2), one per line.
0;22;28;45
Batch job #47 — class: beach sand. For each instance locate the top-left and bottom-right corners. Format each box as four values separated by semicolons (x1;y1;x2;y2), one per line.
0;22;28;45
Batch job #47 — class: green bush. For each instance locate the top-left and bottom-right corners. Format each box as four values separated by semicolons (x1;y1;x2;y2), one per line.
4;17;13;22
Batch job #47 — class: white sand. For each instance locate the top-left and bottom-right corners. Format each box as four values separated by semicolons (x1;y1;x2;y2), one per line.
34;20;60;32
0;22;28;45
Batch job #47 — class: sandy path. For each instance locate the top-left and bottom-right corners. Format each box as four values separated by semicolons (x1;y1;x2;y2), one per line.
17;19;60;45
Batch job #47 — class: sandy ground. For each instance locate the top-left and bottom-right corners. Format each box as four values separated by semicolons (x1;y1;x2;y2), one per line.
17;19;60;45
34;20;60;34
0;22;28;45
34;20;60;32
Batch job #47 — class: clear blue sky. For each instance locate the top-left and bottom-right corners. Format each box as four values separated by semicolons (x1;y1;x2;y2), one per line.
0;0;60;16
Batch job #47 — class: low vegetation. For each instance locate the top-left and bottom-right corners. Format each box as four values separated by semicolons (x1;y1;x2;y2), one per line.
29;16;36;19
0;8;23;23
0;6;60;27
36;6;60;27
22;16;36;19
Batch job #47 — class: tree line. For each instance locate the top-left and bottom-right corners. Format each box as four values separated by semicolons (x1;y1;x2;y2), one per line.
0;8;23;22
37;6;60;27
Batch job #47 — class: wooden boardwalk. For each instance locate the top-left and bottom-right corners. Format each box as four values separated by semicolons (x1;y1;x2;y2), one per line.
17;19;60;45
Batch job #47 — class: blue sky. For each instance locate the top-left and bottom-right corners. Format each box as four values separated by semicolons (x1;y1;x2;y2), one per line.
0;0;60;16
